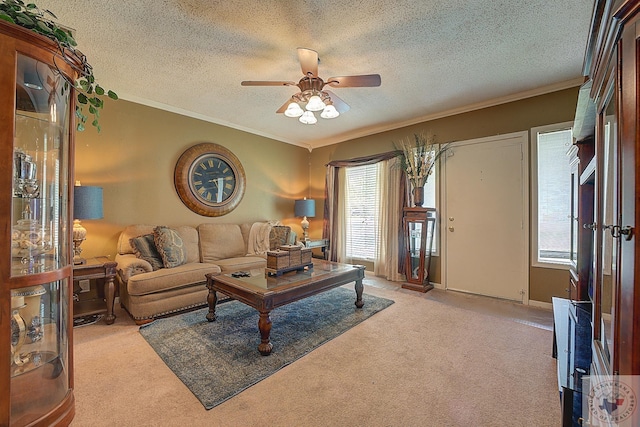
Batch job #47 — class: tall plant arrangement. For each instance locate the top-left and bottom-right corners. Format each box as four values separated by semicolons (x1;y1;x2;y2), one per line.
395;131;450;188
0;0;118;132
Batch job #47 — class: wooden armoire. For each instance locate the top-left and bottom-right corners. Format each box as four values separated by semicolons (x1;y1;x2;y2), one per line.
568;0;640;425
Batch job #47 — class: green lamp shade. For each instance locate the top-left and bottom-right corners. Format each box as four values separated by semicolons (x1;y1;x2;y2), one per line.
294;199;315;218
74;186;103;220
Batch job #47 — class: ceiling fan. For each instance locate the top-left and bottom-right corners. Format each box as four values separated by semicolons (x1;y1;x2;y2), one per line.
241;48;381;124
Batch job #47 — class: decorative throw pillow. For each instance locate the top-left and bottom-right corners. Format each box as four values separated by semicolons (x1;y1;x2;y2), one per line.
269;226;290;250
153;226;187;268
129;234;164;271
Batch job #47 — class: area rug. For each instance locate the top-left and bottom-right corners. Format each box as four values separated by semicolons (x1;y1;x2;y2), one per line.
139;287;394;409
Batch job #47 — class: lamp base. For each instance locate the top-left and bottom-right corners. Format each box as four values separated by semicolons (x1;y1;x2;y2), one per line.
301;216;310;241
72;219;87;266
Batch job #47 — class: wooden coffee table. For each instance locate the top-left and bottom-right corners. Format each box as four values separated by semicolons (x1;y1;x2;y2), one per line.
205;260;365;355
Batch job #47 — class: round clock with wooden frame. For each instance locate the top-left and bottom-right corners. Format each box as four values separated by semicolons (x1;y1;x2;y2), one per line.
174;142;246;217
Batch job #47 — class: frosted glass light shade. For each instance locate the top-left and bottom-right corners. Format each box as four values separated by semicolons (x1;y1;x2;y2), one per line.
299;111;317;125
320;104;339;119
305;95;325;111
284;102;304;117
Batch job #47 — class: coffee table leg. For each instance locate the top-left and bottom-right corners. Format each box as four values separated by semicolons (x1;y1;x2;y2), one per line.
206;286;218;322
355;278;364;308
258;311;273;356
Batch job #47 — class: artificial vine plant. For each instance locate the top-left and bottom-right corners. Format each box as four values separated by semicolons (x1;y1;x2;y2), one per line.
0;0;118;132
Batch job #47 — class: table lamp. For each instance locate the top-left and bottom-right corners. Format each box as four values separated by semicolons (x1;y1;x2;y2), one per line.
73;185;103;265
294;198;315;241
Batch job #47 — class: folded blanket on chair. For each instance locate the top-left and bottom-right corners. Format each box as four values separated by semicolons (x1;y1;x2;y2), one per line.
247;220;281;255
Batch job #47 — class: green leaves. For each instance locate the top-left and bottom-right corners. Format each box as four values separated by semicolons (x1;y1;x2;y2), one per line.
1;0;117;132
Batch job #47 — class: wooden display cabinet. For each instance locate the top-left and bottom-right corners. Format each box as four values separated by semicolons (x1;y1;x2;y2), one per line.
402;207;436;293
0;21;78;425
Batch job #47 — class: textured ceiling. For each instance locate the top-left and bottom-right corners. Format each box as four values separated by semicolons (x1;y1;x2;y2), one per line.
38;0;594;149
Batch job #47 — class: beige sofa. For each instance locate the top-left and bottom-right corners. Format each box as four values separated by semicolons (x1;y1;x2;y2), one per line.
115;222;292;324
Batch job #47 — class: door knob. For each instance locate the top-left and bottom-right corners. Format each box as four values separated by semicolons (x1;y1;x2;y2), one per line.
449;217;454;221
448;226;454;232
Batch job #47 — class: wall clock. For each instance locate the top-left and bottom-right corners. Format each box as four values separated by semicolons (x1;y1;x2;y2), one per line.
174;143;246;217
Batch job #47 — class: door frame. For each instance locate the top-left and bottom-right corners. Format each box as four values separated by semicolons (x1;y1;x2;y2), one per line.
440;131;530;303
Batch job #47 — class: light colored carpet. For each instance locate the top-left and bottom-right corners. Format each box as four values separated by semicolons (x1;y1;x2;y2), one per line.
70;281;560;426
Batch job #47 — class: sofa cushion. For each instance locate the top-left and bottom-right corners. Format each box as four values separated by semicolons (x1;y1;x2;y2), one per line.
127;263;220;296
130;234;164;271
173;225;200;264
213;256;267;273
154;226;187;268
118;224;156;255
198;223;246;262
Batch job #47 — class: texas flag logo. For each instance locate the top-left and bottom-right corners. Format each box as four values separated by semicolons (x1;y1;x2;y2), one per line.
600;397;626;415
587;377;637;425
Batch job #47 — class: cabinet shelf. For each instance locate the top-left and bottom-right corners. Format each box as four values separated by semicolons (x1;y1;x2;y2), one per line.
73;299;107;318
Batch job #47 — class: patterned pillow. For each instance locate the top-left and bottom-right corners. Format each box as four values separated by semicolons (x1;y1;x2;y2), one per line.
269;226;290;250
153;226;187;268
129;234;164;271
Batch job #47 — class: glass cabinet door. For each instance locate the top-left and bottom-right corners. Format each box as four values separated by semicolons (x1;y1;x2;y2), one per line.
9;52;72;425
12;53;70;275
406;220;424;281
594;81;617;375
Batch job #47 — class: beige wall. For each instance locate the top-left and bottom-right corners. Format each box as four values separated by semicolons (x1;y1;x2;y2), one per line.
74;99;310;260
76;87;578;303
310;87;580;303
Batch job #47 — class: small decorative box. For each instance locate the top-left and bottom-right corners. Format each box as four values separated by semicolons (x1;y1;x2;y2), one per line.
280;245;301;266
267;250;289;270
301;247;312;264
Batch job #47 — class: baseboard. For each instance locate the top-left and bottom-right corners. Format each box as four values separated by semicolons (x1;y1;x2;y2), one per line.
528;299;553;310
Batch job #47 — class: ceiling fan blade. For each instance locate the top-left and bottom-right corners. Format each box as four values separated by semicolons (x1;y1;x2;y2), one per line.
276;98;292;114
298;48;318;77
325;90;350;113
326;74;381;88
241;81;297;86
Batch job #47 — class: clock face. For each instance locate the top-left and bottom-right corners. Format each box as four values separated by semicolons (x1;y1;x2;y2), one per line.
189;155;237;205
174;143;246;217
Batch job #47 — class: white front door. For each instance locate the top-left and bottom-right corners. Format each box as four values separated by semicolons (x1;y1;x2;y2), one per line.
442;132;529;302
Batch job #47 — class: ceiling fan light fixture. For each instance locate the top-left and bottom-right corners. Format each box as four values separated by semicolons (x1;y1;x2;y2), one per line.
320;104;339;119
284;102;304;117
299;111;317;125
305;94;325;111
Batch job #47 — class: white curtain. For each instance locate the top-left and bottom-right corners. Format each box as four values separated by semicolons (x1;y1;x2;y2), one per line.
335;167;349;263
374;157;405;281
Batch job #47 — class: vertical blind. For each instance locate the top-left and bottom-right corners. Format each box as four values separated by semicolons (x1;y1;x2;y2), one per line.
537;128;572;261
345;163;380;260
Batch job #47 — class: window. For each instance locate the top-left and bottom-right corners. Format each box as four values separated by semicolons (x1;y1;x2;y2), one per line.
345;163;380;260
344;161;440;261
531;122;573;267
422;163;438;254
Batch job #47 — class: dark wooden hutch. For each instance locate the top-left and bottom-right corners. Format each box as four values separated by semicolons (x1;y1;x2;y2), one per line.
561;0;640;425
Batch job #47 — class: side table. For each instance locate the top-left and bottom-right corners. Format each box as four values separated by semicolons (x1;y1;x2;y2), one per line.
302;239;329;259
73;256;118;324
